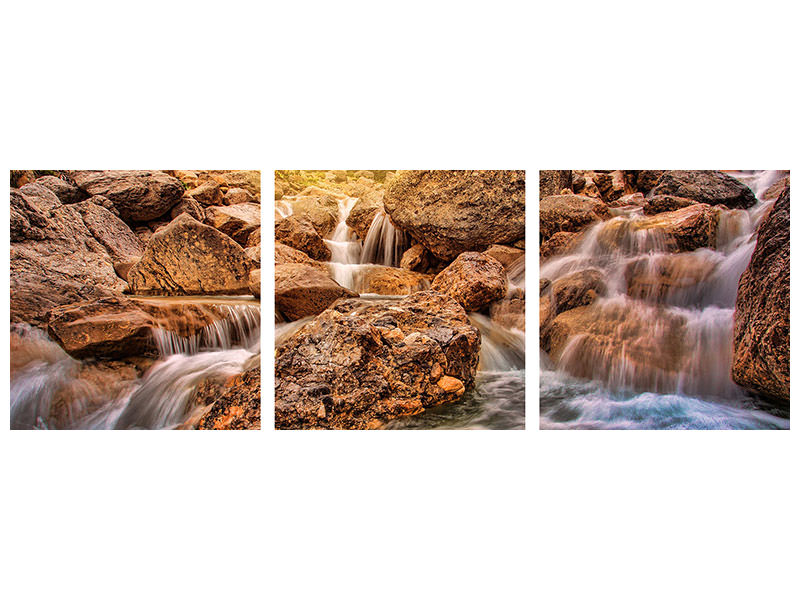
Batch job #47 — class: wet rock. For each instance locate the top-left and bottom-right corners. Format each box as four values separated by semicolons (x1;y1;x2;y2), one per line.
539;194;609;241
593;170;631;203
274;215;332;261
196;367;261;430
69;170;184;222
606;193;646;209
625;253;716;301
540;231;579;259
274;242;327;271
275;291;480;429
732;184;790;406
384;170;525;261
205;202;261;246
489;289;525;331
170;196;206;222
598;204;718;253
539;170;572;196
431;252;507;311
345;191;384;240
631;170;666;195
347;265;431;295
763;176;789;200
642;194;698;215
46;296;223;359
289;186;342;236
551;269;606;314
275;263;357;321
128;214;252;296
224;187;256;205
651;170;757;209
400;243;439;273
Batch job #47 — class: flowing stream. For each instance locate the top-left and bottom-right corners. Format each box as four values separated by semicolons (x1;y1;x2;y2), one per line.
10;297;260;430
277;194;526;429
540;170;789;429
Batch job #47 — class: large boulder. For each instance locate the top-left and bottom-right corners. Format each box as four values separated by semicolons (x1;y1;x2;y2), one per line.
274;242;327;271
732;184;790;406
275;215;331;261
275;264;357;321
69;170;184;222
127;214;252;296
550;269;606;314
346;265;431;295
482;244;525;270
275;291;481;429
170;197;206;222
10;185;129;325
539;194;608;241
651;170;757;209
642;194;698;215
384;170;525;260
205;202;261;246
186;180;224;206
34;175;87;204
431;252;507;311
286;186;341;236
216;170;261;200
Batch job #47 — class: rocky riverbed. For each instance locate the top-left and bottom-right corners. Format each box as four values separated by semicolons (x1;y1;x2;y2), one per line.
274;170;526;429
539;170;789;429
10;170;261;430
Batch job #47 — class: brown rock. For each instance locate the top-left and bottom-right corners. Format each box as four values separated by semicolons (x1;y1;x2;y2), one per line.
345;191;384;240
205;202;261;246
170;197;206;222
248;269;261;298
539;170;572;196
400;243;439;273
217;171;261;200
186;180;224;206
275;291;480;429
288;186;342;236
551;269;606;314
482;244;525;270
245;227;261;248
275;264;358;321
651;170;756;209
763;176;789;200
34;175;87;204
437;375;465;396
275;215;331;261
384;170;525;260
69;170;184;222
274;243;327;271
593;170;631;203
539;194;609;241
196;367;261;430
128;214;252;296
732;184;790;406
224;187;256;205
431;252;507;311
642;194;698;215
540;231;579;259
347;265;431;295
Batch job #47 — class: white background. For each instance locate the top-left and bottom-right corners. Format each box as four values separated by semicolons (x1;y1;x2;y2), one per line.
1;1;798;599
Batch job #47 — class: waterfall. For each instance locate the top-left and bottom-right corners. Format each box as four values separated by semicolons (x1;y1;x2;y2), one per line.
360;210;408;266
10;301;261;430
541;170;789;429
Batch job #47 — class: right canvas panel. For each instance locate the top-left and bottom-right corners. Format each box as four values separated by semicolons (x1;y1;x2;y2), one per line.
539;170;790;430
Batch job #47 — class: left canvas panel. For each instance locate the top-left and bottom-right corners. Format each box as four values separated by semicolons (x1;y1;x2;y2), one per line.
10;170;261;430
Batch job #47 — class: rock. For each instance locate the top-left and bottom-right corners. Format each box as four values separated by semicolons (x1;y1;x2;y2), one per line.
345;191;384;240
593;170;631;203
275;291;480;429
764;176;789;200
224;187;256;205
69;170;184;222
431;252;507;311
539;194;608;241
353;170;375;180
550;269;606;314
274;243;327;271
10;186;128;325
114;259;139;282
330;170;347;183
539;170;572;196
245;246;260;267
170;197;206;222
572;171;602;198
347;266;431;295
71;200;144;262
631;170;666;194
540;231;579;259
400;243;439;273
275;215;331;261
217;171;261;199
249;269;261;298
46;296;223;359
625;253;716;301
205;202;261;246
606;193;645;209
384;170;525;260
246;227;261;248
651;170;757;209
732;184;790;406
186;180;224;206
196;367;261;430
34;175;87;204
289;186;342;236
598;204;718;253
128;214;252;296
174;170;199;189
482;244;525;270
642;194;698;215
489;290;526;331
275;264;358;321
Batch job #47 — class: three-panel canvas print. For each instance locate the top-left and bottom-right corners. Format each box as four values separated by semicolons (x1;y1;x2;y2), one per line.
8;169;790;430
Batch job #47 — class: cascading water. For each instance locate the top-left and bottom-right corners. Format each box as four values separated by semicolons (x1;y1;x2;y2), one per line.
10;300;261;430
540;170;789;429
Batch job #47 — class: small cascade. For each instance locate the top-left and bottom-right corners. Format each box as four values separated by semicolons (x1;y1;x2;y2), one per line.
10;301;261;430
470;314;525;372
275;199;293;219
360;210;408;266
541;170;789;429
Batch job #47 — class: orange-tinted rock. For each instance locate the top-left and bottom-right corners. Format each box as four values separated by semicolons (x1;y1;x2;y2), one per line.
275;215;331;261
431;252;507;311
539;194;608;241
652;170;756;209
205;202;260;245
196;367;260;430
275;264;357;321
